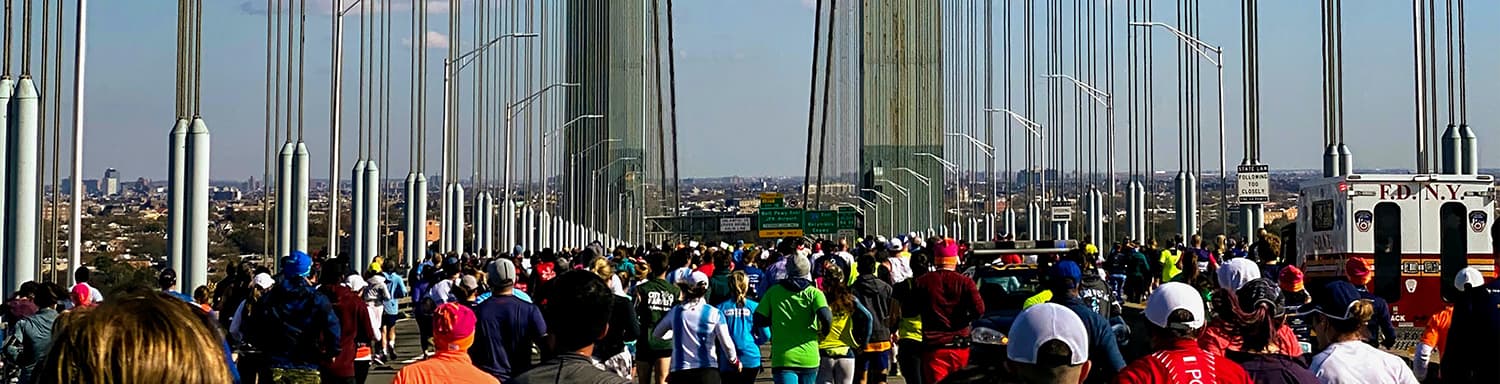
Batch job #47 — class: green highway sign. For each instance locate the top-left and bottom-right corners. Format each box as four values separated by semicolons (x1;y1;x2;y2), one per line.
805;210;839;234
758;208;804;238
760;192;786;209
836;207;857;230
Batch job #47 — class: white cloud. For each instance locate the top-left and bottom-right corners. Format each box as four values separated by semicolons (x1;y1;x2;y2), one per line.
426;31;450;49
799;0;816;10
401;31;450;49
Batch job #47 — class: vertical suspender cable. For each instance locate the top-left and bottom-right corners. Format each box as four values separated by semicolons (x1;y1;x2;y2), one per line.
68;0;86;284
800;0;824;210
37;0;49;280
813;0;836;211
1457;0;1474;174
46;0;62;281
660;0;678;219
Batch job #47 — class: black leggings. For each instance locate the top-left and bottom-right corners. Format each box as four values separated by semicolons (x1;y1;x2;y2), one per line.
415;313;434;352
721;367;761;384
355;360;371;384
667;368;722;384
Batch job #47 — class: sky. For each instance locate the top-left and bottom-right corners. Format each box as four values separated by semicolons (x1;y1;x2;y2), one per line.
50;0;1500;181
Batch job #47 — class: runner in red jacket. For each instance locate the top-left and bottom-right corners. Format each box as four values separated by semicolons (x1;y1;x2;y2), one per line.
1117;282;1252;384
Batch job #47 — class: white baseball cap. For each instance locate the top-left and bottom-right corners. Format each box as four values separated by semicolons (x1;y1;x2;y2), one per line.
1146;282;1206;330
1007;303;1090;366
1217;258;1262;292
676;271;709;287
1456;267;1485;291
252;273;274;290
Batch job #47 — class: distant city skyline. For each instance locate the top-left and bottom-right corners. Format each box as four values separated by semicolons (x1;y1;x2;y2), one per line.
64;1;1500;180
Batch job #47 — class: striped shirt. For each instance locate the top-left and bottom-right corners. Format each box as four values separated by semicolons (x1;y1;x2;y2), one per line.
651;298;739;372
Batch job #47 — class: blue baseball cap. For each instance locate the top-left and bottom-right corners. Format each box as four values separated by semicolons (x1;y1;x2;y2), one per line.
283;250;313;277
1298;280;1364;320
1051;260;1082;289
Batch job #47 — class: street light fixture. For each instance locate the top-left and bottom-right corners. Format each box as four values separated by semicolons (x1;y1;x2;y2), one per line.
1131;20;1227;239
591;157;639;241
538;114;603;249
915;152;960;173
861;188;896;235
570;138;620;234
1038;74;1120;245
854;197;879;235
894;167;933;235
880;180;912;234
498;82;581;250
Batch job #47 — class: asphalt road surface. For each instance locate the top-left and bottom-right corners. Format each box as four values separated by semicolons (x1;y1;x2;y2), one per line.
362;318;912;384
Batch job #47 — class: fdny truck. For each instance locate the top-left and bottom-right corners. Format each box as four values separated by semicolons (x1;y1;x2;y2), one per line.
1297;173;1497;351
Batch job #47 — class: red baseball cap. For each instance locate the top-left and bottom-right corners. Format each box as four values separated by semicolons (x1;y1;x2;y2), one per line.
1344;257;1372;285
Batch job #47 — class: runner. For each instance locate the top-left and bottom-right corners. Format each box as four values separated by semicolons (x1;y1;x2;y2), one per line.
1212;279;1318;384
851;253;896;384
1301;281;1417;383
891;252;930;384
1046;260;1126;382
1442;266;1500;382
652;271;739;383
471;258;548;383
816;267;872;384
245;251;340;383
38;292;234;384
319;259;375;384
716;271;767;384
635;252;681;384
914;239;984;384
1342;257;1397;349
379;260;407;360
594;257;640;380
514;271;632;384
1006;303;1094;384
1116;282;1252;384
5;284;59;383
229;272;275;383
755;253;831;384
68;267;102;309
392;303;500;384
159;268;195;303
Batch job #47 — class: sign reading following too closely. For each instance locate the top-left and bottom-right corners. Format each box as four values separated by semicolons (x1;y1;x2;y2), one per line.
1237;164;1270;204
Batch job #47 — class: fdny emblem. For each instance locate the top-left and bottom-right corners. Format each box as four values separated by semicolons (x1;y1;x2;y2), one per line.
1354;210;1373;232
1471;211;1488;233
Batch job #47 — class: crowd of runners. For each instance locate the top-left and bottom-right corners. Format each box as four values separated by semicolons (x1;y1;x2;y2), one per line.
0;228;1496;383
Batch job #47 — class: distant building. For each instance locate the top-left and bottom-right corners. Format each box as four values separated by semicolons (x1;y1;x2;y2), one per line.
210;187;241;202
101;168;120;196
131;178;153;195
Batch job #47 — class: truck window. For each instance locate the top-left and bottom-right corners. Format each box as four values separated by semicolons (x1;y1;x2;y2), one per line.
1439;202;1468;301
1312;200;1336;232
1373;202;1402;302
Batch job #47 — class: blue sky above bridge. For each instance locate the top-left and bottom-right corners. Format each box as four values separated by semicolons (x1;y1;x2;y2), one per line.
68;0;1500;180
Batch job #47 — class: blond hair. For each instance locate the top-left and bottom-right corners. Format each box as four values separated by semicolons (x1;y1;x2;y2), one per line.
730;271;750;305
40;292;233;384
591;257;615;281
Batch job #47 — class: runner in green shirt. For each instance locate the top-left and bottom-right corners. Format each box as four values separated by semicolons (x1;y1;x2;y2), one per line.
754;253;832;384
634;253;680;384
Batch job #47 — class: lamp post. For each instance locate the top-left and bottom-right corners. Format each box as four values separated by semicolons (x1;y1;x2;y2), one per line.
573;138;619;237
1130;21;1226;239
893;167;933;236
436;32;540;255
861;188;896;235
539;114;603;249
502;82;581;250
854;197;879;235
980;109;1047;240
591;156;638;241
879;180;912;234
984;108;1044;240
1038;74;1117;245
944;132;995;240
